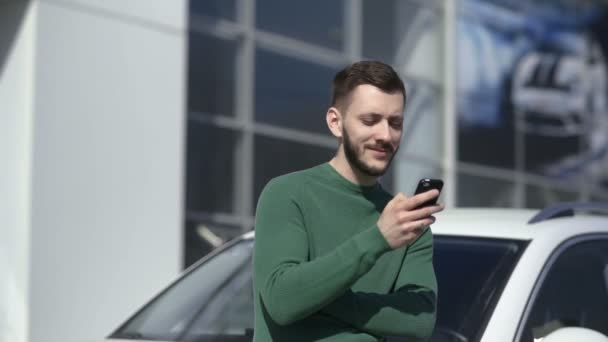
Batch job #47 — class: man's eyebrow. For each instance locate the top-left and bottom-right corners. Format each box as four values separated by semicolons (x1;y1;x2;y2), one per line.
359;112;383;118
358;112;403;120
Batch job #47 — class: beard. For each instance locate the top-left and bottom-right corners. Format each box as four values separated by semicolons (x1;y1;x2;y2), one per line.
342;128;397;177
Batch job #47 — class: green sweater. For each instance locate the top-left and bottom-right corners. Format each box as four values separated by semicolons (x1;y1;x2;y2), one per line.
253;163;437;342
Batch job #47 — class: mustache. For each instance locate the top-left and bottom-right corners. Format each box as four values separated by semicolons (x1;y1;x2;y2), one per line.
366;143;394;154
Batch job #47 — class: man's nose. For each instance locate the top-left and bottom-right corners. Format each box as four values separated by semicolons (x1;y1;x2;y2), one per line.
374;120;391;141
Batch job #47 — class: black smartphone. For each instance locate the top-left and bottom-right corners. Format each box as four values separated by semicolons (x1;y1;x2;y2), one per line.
413;178;444;209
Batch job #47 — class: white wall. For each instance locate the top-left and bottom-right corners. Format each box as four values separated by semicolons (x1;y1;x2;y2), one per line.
0;2;35;342
27;1;187;341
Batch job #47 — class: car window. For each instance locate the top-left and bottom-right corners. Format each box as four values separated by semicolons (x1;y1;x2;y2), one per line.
430;236;526;342
182;263;254;339
520;238;608;341
111;239;254;341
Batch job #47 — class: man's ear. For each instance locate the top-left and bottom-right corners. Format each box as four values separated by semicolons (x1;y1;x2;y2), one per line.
326;106;343;138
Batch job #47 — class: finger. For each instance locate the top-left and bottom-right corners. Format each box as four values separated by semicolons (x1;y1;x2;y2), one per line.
423;203;444;215
405;189;440;210
403;204;444;221
388;192;407;208
394;192;407;202
403;217;435;234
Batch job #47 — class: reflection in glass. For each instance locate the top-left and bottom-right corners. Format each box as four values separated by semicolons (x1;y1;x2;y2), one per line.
190;0;236;21
455;0;607;185
111;240;255;340
363;1;443;85
521;240;608;340
400;80;443;160
188;32;237;116
256;0;344;50
184;219;243;268
525;185;579;209
185;120;237;213
591;191;608;202
433;237;525;342
255;48;337;135
362;0;398;63
457;173;515;207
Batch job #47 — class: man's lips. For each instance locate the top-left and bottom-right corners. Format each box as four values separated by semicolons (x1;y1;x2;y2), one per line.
367;146;393;157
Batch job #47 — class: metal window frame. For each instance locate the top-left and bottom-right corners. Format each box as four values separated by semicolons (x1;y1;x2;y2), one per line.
185;0;607;239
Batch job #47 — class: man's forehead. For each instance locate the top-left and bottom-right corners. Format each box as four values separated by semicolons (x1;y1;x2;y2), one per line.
348;95;404;115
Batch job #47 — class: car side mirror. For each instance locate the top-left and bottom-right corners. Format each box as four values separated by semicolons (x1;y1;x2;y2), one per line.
542;327;608;342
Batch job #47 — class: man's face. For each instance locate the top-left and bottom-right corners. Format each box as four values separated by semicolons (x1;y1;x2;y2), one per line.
340;84;404;177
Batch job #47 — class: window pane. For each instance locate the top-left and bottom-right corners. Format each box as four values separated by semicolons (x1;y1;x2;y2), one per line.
525;185;579;209
400;80;443;161
253;135;334;205
256;0;344;50
184;261;253;337
112;240;254;341
455;0;603;176
188;32;237;116
457;173;516;207
255;49;336;135
458;127;516;169
523;133;583;176
363;0;444;84
184;219;243;268
185;120;236;213
456;0;517;169
190;0;236;21
522;240;608;340
433;236;525;341
362;0;397;62
591;191;608;202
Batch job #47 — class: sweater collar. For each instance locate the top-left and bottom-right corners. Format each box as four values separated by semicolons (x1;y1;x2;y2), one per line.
321;162;380;194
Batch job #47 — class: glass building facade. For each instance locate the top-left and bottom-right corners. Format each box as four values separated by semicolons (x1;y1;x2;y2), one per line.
184;0;608;266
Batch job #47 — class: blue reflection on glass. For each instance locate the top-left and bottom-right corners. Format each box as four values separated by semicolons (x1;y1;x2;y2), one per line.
256;0;344;50
255;48;338;135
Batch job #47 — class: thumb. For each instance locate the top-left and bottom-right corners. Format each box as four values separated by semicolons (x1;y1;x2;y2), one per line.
388;192;407;208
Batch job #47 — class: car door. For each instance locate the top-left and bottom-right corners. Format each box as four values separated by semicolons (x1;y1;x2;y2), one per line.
517;235;608;341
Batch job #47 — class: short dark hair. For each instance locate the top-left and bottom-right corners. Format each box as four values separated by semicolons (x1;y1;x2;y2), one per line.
331;60;406;111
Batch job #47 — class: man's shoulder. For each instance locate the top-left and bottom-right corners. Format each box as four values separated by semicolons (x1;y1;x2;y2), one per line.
261;165;322;196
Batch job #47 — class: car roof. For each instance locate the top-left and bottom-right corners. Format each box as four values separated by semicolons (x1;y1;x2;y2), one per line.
430;208;538;240
431;208;608;241
245;207;608;242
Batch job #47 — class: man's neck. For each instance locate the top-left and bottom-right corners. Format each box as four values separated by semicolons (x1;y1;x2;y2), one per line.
328;153;377;187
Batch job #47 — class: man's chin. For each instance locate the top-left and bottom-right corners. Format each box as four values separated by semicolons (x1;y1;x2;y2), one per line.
359;161;390;177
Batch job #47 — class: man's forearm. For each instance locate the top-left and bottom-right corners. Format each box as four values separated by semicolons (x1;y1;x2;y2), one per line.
321;287;437;341
322;229;438;340
257;225;390;325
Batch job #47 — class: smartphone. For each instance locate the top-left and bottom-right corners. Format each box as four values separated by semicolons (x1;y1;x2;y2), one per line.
413;178;444;209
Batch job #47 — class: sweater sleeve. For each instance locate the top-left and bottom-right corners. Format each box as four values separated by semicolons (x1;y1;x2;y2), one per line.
320;228;438;341
253;178;391;326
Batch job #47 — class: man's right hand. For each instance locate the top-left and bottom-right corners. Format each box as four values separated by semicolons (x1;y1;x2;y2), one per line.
377;190;444;249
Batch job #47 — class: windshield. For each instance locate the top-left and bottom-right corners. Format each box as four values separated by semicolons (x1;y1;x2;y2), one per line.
110;239;255;341
111;236;525;342
431;237;526;342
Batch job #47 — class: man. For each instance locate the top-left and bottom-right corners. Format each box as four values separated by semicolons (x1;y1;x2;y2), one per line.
253;61;443;341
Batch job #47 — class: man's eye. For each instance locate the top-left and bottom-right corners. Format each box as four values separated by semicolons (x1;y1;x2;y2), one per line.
362;119;375;125
390;121;403;129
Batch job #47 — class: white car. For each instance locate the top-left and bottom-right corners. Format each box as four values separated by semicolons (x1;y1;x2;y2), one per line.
105;203;608;342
